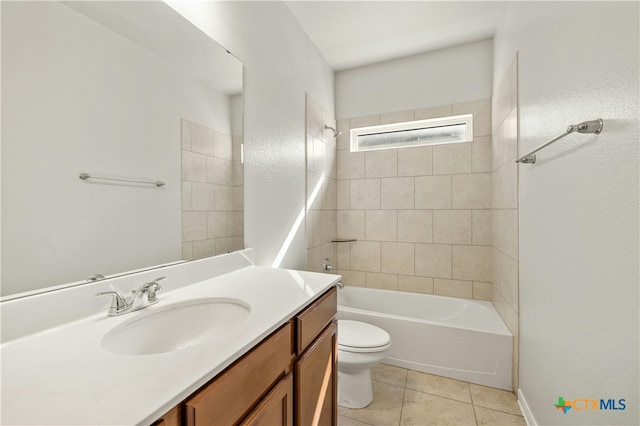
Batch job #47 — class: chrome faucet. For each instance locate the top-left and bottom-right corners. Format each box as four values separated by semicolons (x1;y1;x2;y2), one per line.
96;277;164;316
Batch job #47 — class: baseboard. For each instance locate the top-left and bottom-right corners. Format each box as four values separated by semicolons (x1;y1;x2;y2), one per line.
518;388;537;426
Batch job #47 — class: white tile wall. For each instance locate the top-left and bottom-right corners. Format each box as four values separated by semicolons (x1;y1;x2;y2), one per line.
434;278;473;298
336;99;496;302
182;151;207;182
452;245;492;282
351;179;381;210
182;211;207;241
351;241;381;272
366;150;398;178
452;99;492;137
433;210;472;244
191;182;216;211
365;272;398;290
491;54;519;390
182;181;192;210
433;143;472;175
415;175;452;209
472;281;492;301
381;242;415;275
472;136;492;173
214;185;234;211
452;174;491;209
398;146;433;176
350;114;381;129
181;118;243;261
381;177;415;209
415;244;452;279
305;94;338;272
337;210;365;240
192;239;216;259
207;212;228;238
472;210;492;246
365;210;398;241
191;122;214;156
337;180;351;210
337;150;365;180
213;131;233;160
398;210;433;243
398;275;434;294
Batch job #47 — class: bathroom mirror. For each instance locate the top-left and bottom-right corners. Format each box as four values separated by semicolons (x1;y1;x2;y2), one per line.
1;1;244;298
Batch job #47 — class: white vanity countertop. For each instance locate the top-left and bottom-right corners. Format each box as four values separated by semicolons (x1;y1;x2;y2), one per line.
1;256;340;425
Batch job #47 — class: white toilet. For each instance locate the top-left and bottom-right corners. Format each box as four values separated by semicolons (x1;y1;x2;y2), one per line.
337;320;392;409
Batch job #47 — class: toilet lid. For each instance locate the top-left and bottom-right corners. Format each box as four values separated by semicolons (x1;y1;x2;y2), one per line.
338;320;391;350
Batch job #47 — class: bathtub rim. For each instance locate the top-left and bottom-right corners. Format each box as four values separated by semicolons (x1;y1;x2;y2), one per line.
337;286;512;337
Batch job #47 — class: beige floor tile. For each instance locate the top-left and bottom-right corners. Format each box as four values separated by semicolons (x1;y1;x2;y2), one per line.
406;371;471;403
469;384;522;416
339;380;405;426
400;389;477;426
372;363;408;388
339;414;376;426
474;406;526;425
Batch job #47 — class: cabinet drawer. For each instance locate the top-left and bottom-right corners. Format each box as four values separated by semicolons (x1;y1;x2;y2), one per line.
295;287;337;354
184;322;293;426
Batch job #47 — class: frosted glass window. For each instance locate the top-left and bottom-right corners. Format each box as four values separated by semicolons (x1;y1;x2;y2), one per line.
350;114;473;152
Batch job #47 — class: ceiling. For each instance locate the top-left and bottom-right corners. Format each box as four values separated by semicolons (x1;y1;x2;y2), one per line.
285;1;507;71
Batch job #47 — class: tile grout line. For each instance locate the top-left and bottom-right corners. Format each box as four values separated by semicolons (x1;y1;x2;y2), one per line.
471;402;479;425
468;383;479;425
403;384;476;406
398;375;408;426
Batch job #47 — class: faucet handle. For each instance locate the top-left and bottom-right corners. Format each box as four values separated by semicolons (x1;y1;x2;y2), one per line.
141;277;165;302
323;258;335;273
96;291;128;315
144;277;165;287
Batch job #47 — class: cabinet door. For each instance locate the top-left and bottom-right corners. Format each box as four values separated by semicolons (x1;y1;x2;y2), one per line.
240;373;293;426
184;323;293;426
295;321;337;426
150;406;180;426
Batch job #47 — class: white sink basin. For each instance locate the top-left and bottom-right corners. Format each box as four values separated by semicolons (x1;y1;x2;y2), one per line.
101;298;251;355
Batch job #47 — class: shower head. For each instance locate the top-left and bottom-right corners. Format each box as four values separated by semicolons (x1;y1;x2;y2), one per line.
324;124;341;138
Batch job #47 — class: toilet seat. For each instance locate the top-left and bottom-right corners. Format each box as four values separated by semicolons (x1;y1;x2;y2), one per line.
338;320;391;353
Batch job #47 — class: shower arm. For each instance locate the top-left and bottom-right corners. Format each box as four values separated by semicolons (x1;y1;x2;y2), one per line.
324;124;341;138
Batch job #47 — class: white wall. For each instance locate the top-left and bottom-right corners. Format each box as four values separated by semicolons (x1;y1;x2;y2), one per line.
1;2;230;295
167;1;335;270
336;39;493;119
494;2;639;425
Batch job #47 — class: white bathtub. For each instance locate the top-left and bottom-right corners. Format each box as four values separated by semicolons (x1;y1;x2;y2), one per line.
337;287;513;390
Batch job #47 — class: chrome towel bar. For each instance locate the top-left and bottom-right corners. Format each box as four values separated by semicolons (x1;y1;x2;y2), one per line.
516;118;603;164
79;172;165;187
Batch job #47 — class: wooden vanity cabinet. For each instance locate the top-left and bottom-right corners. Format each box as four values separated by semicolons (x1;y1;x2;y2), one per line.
152;406;181;426
294;287;338;426
183;322;293;426
295;321;337;426
152;286;337;426
240;373;294;426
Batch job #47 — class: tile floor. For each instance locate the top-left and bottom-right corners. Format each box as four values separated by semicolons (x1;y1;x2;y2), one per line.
338;364;526;426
